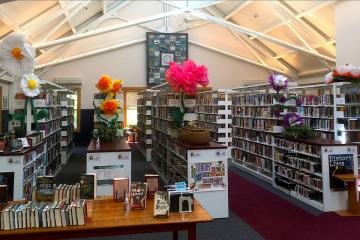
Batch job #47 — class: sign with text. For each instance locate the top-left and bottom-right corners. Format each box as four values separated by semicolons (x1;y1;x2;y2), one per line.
189;161;226;192
329;153;354;190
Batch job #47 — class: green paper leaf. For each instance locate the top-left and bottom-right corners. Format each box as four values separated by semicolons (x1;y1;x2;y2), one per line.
36;108;49;120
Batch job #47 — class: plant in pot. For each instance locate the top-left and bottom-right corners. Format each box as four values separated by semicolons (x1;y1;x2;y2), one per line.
283;112;315;140
93;75;123;143
165;59;209;142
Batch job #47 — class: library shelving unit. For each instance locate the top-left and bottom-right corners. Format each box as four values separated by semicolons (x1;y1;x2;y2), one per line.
56;89;75;165
230;84;275;183
150;83;229;219
137;90;153;161
1;81;73;200
195;89;233;147
273;135;358;211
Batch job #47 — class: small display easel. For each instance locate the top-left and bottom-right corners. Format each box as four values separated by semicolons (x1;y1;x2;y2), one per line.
333;174;360;216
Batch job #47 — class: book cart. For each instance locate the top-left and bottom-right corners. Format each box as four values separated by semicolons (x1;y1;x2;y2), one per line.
149;84;229;219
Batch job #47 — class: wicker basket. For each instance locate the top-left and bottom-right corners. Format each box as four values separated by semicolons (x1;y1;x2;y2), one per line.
178;126;210;145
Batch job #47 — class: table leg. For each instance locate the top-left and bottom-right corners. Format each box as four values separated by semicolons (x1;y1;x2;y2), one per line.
188;224;196;240
173;231;179;240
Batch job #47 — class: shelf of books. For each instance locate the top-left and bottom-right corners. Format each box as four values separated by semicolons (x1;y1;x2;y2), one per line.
59;94;75;164
137;90;153;161
195;90;233;147
230;85;275;183
149;85;228;218
273;136;358;211
1;83;73;201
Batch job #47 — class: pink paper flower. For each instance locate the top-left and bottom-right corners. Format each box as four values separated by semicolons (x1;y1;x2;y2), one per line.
165;60;209;94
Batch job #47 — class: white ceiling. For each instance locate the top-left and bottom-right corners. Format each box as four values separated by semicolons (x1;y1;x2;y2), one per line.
0;0;337;79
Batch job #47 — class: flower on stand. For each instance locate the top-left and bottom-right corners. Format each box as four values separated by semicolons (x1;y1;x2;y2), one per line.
100;99;119;116
296;97;303;106
283;112;304;128
110;79;123;96
269;73;288;93
325;64;360;84
0;32;35;78
166;59;209;94
273;107;282;118
20;73;41;97
96;75;113;94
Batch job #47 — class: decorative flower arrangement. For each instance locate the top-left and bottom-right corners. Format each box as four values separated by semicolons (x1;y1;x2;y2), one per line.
165;60;209;133
325;64;360;84
0;32;35;78
283;112;304;128
166;59;209;95
93;75;123;142
269;73;288;93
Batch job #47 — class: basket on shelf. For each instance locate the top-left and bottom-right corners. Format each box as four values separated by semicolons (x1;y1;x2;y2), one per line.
178;124;210;145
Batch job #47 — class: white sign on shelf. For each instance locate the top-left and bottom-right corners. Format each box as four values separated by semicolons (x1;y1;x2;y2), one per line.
189;160;226;192
184;99;196;108
168;99;181;107
94;164;125;180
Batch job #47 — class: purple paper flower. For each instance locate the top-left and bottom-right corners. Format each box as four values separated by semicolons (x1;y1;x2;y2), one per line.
278;95;287;103
269;73;288;93
273;107;281;118
283;112;304;128
296;97;303;106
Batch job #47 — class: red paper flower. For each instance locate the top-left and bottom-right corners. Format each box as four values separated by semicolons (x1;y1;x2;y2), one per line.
165;60;209;94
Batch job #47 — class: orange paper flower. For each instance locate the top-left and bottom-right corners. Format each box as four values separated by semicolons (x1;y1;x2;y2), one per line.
96;75;113;93
110;79;123;95
100;99;119;116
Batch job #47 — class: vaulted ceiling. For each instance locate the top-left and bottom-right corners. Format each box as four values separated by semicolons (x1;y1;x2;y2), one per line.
0;0;337;80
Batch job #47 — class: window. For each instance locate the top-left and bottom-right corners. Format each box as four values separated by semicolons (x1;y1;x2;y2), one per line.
123;87;145;129
69;88;81;132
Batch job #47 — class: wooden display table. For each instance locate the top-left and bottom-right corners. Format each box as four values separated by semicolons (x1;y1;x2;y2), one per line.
333;174;360;216
86;138;132;196
0;198;212;240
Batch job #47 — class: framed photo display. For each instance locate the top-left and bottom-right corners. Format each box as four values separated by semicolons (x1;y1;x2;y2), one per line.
146;32;188;86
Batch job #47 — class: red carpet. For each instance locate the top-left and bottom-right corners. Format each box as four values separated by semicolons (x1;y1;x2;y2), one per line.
229;170;360;240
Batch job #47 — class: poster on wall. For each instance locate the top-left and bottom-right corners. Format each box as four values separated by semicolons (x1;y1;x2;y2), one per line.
189;161;226;192
146;32;188;86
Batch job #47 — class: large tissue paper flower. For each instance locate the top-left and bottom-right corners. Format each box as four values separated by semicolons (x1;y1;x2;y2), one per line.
269;73;288;93
100;99;119;116
283;112;304;128
0;32;35;78
20;73;41;97
325;64;360;84
165;59;209;94
110;79;123;95
96;75;113;93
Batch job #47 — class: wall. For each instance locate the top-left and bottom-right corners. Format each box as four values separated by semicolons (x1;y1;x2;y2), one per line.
336;1;360;66
39;42;270;109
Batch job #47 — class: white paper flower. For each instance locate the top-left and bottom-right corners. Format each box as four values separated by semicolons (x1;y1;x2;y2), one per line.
324;71;334;84
350;66;360;77
0;32;35;78
274;74;288;87
20;73;41;97
337;64;354;74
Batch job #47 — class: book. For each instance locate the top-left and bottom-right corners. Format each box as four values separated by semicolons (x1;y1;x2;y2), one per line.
0;172;14;201
0;185;7;206
75;199;87;226
168;190;194;213
130;182;147;210
153;191;169;217
36;176;55;202
113;178;129;202
144;174;159;197
80;173;97;200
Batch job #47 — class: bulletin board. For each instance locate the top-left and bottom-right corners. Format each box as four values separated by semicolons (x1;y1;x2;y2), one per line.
146;32;188;87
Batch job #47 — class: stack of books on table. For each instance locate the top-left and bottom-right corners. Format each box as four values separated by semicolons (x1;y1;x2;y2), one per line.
0;199;87;230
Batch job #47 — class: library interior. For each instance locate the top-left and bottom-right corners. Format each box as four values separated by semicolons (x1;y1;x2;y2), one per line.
0;1;360;239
